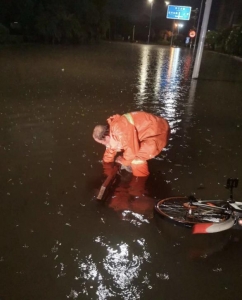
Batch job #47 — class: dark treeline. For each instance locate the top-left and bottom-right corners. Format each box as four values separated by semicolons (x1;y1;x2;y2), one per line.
0;0;110;43
1;0;242;55
0;0;156;44
0;0;195;44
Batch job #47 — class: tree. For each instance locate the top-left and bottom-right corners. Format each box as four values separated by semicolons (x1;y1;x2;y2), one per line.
0;23;9;43
216;28;231;52
19;0;35;37
0;0;110;44
35;5;62;43
206;30;219;50
225;25;242;55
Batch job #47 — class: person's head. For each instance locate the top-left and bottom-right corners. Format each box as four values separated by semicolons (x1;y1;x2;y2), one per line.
92;125;110;146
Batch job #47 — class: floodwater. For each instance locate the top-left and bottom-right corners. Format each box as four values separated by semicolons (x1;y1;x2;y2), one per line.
0;42;242;300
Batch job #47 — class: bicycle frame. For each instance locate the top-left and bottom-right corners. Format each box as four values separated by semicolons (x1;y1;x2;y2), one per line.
155;178;240;234
190;199;242;213
192;199;242;234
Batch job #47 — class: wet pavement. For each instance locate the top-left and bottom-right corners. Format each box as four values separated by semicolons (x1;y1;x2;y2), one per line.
0;42;242;300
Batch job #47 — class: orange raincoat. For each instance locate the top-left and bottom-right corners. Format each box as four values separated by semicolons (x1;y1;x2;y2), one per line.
103;112;170;176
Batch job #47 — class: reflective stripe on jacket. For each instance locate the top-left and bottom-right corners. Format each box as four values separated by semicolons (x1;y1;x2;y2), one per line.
103;111;170;165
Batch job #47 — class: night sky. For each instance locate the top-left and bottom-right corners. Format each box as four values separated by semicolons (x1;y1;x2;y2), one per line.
107;0;220;30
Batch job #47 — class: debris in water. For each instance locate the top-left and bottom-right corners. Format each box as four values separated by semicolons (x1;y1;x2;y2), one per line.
213;268;222;272
156;273;169;280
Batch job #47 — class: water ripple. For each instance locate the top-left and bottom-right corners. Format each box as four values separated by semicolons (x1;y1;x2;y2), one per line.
72;236;151;299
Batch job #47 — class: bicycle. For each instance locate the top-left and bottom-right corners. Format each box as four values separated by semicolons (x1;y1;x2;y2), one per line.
155;178;241;234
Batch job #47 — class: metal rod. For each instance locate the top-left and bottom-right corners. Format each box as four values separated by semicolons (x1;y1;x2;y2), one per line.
170;20;174;46
148;2;153;43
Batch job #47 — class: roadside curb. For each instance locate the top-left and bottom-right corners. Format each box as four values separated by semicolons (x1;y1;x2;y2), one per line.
210;50;242;63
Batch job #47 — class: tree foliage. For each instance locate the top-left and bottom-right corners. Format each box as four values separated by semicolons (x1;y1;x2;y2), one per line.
1;0;242;52
0;23;9;43
225;25;242;55
206;23;242;56
0;0;109;43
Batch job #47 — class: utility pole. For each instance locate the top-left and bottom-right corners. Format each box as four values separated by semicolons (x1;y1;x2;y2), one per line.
192;0;213;79
170;20;174;46
147;0;153;43
194;0;205;49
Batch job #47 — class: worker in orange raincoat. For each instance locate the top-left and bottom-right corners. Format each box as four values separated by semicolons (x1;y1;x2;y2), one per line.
93;111;170;177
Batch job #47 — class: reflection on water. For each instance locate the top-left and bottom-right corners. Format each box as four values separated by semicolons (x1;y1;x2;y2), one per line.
137;46;150;102
1;44;242;300
71;237;152;299
107;175;155;223
185;79;197;127
135;46;194;134
121;210;150;226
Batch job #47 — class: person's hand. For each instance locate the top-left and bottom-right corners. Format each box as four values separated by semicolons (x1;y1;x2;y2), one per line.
115;156;132;173
115;155;123;165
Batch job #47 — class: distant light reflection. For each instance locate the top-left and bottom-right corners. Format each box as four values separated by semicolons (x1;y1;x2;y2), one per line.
167;47;181;79
154;51;167;97
161;47;181;133
135;46;194;134
137;46;150;106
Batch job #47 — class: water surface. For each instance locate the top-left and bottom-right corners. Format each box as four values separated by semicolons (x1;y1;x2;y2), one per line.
0;43;242;300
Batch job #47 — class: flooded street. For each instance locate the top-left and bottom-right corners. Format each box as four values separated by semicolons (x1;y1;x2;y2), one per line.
0;42;242;300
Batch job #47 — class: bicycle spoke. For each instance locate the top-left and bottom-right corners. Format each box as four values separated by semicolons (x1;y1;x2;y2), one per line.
155;197;230;226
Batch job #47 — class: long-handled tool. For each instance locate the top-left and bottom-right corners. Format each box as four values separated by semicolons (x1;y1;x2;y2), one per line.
96;164;120;200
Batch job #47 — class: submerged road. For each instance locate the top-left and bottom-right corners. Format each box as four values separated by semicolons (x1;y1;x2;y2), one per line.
0;42;242;300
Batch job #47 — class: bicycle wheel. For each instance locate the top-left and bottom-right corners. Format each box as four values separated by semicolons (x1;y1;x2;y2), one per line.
155;197;231;227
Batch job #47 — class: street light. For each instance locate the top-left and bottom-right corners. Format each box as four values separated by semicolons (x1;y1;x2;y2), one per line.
171;22;183;46
165;1;173;46
175;23;183;34
147;0;153;43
